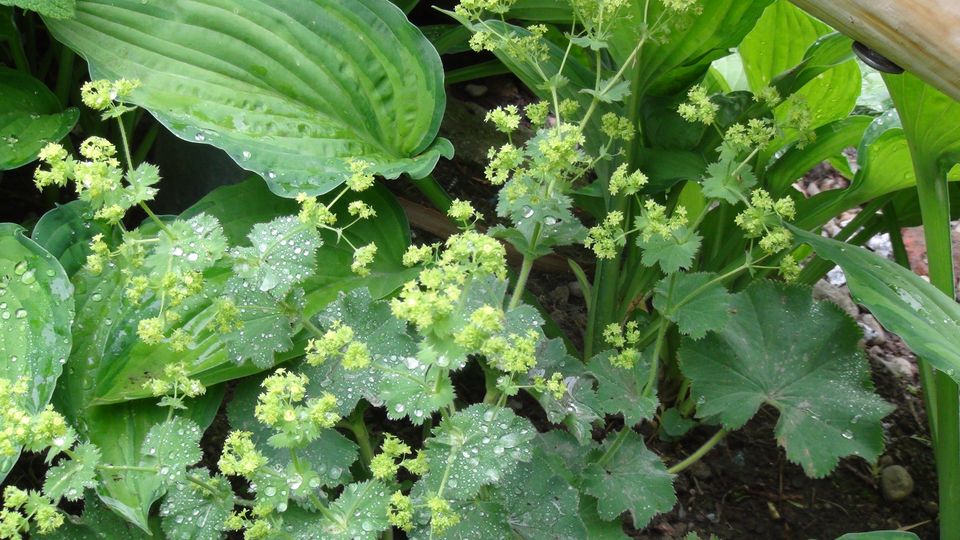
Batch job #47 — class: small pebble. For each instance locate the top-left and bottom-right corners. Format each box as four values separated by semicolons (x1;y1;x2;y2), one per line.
859;314;886;344
568;281;583;298
813;280;859;318
690;460;712;480
881;465;914;501
923;500;939;516
464;83;488;97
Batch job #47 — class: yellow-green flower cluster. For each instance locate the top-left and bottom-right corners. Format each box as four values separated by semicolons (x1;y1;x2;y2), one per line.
779;254;802;282
585;211;625;259
454;0;516;19
218;431;267;479
84;234;112;275
427;496;461;534
351;242;378;277
783;95;816;148
391;231;507;330
485;143;523;186
677;85;718;125
636;200;688;241
724;118;777;152
403;450;429;476
296;193;337;228
254;369;340;435
142;362;205;400
525;102;550;126
734;189;796;254
571;0;629;42
369;433;411;480
387;492;415;532
1;487;63;538
480;329;540;374
663;0;699;13
453;305;504;349
601;112;635;142
753;86;782;108
401;244;436;267
533;372;567;400
603;321;642;369
80;78;140;112
305;321;371;370
608;163;648;196
447;199;479;224
346;159;375;192
347;200;376;220
0;378;72;458
485;105;521;134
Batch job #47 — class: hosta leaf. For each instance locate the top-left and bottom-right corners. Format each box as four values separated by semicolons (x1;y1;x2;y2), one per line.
0;0;73;18
587;350;657;426
232;215;321;299
228;375;358;489
44;442;101;501
679;280;894;477
637;229;701;274
582;430;675;526
141;417;203;486
320;480;392;540
159;469;233;540
221;277;297;367
0;224;73;483
58;493;158;539
32;200;114;277
795;229;960;383
0;67;79;170
653;272;733;339
420;404;536;500
45;0;451;196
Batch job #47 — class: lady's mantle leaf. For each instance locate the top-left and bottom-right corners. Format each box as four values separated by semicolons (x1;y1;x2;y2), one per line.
587;350;657;426
320;480;392;540
679;280;894;477
159;469;233;540
221;277;297;367
43;442;101;501
232;216;321;300
141;417;203;486
420;404;536;500
653;272;733;339
582;430;675;527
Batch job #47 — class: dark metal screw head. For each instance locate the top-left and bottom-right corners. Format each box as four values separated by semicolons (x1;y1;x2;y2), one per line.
853;41;905;74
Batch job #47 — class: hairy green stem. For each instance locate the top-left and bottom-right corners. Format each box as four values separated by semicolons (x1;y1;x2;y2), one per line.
508;223;541;309
344;407;375;470
667;429;727;474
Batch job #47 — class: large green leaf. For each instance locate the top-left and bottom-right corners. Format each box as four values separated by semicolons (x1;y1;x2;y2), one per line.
610;0;774;96
0;224;73;482
82;178;412;404
0;67;79;170
0;0;74;18
581;430;675;527
45;0;451;196
679;280;893;477
739;1;860;150
32;200;115;277
59;493;159;539
795;228;960;383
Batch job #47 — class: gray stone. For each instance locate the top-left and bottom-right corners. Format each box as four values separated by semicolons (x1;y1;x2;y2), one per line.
859;314;886;345
813;280;859;318
881;465;914;501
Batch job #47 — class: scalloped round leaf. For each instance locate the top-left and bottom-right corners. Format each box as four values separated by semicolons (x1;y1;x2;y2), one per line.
587;349;658;426
320;480;392;540
0;67;79;170
582;430;675;527
0;223;74;482
679;280;894;477
45;0;451;196
232;215;321;300
653;272;733;340
43;442;101;502
141;417;203;486
159;470;233;540
420;404;536;501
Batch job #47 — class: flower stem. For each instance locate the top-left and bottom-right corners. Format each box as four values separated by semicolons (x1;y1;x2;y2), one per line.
667;429;727;474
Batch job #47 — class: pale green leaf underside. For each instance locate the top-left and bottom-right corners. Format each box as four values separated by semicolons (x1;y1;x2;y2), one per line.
45;0;451;196
0;223;74;483
679;280;893;477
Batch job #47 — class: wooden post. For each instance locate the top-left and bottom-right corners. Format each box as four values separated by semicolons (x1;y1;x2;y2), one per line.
790;0;960;102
